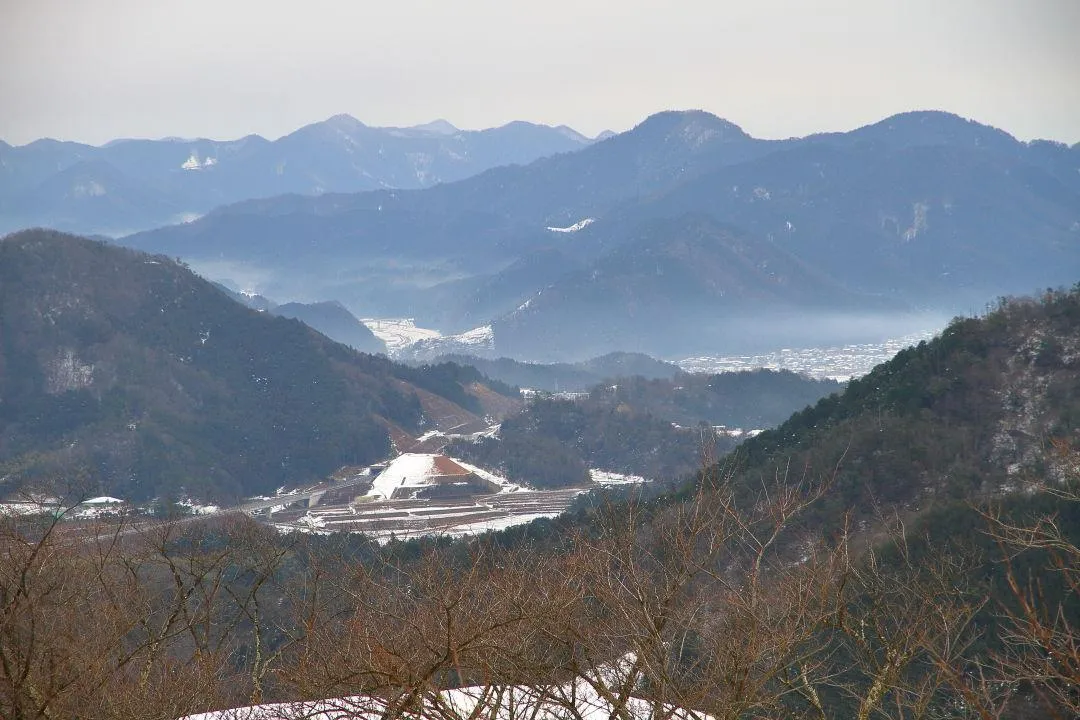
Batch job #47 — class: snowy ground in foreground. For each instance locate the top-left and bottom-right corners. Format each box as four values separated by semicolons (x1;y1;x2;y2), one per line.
179;656;702;720
676;332;936;381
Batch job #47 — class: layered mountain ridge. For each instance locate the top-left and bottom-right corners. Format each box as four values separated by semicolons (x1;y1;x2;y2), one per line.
0;115;595;236
15;108;1080;362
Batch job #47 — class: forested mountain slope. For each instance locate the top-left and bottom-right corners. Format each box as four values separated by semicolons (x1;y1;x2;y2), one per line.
447;369;839;488
728;286;1080;521
430;352;680;392
0;230;511;501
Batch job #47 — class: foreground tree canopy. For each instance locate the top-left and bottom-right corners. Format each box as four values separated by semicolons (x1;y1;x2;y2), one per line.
2;459;1078;719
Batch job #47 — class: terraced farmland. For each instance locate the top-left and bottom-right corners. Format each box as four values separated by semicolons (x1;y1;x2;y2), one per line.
257;486;586;540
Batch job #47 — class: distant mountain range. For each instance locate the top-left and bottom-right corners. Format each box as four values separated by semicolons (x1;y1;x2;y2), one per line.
0;230;516;502
0;115;594;236
116;109;1079;361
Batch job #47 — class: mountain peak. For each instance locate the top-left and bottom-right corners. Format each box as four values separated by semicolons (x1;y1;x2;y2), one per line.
322;113;366;131
553;124;591;144
409;119;459;136
854;110;1020;149
633;110;750;146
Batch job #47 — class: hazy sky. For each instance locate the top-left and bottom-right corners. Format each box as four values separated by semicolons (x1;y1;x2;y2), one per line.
2;0;1078;146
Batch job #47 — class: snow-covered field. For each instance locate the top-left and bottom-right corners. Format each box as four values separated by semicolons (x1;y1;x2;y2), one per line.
270;493;575;542
0;500;57;516
0;495;128;519
361;318;495;359
676;332;936;381
713;426;763;439
589;469;647;485
359;318;442;352
403;324;496;360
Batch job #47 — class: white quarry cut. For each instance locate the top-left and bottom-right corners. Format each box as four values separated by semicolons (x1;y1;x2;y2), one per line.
547;217;595;233
367;453;516;501
368;453;444;500
368;453;477;500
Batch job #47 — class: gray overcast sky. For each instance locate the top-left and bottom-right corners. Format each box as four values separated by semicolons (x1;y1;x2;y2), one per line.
1;0;1078;146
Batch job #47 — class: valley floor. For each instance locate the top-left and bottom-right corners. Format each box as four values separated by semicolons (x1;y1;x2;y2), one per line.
260;487;584;540
676;331;937;381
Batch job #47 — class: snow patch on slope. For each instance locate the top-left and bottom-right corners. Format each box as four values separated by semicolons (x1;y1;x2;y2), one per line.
547;217;595;233
402;324;496;361
590;469;647;485
454;324;494;345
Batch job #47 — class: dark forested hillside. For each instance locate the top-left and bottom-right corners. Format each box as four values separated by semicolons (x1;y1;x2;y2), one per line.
269;301;386;354
450;395;736;488
447;368;838;488
213;285;388;354
429;352;680;392
728;286;1080;522
0;230;506;502
590;369;843;429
